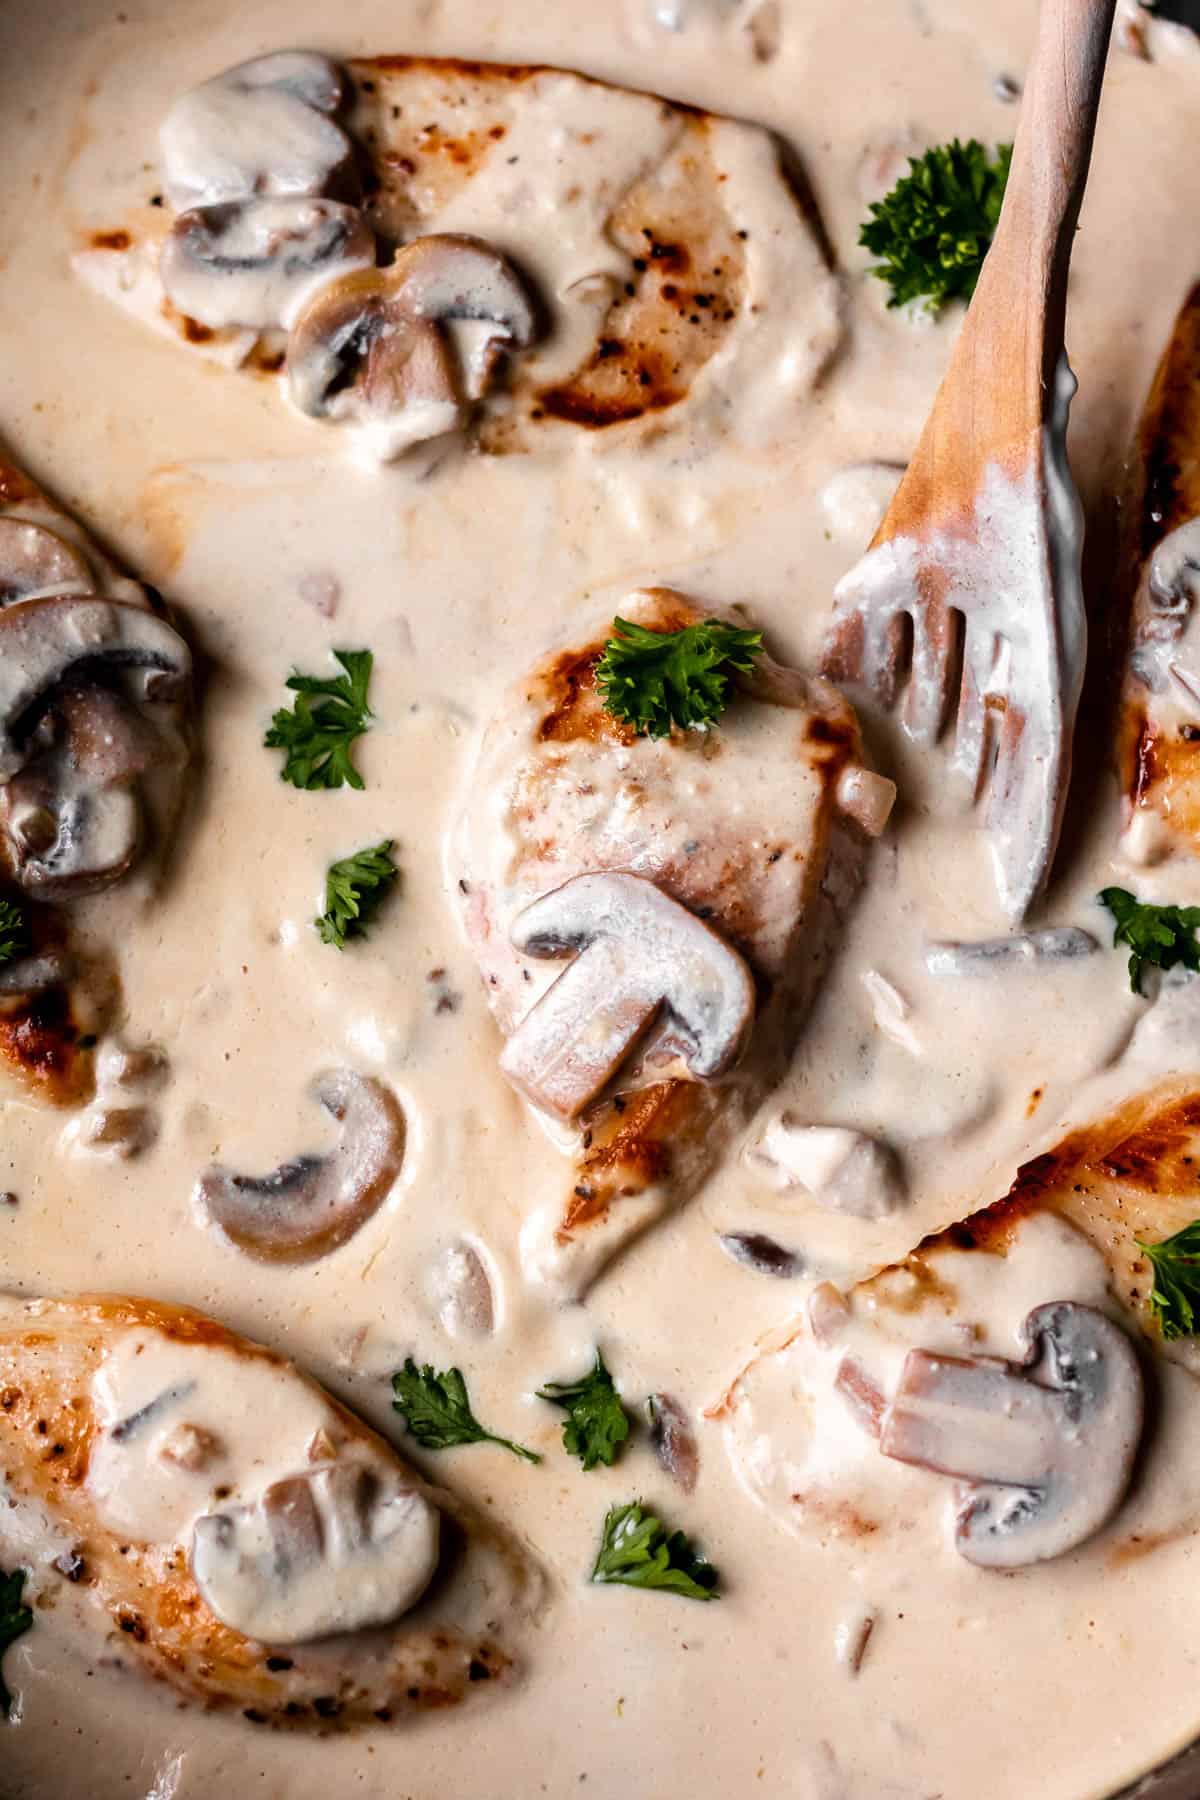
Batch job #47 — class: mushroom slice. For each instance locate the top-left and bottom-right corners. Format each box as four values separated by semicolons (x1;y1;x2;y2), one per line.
0;518;93;606
3;687;156;900
385;233;538;398
191;1459;440;1645
879;1301;1144;1568
0;595;190;783
160;51;355;211
499;872;756;1122
195;1069;405;1262
286;236;539;459
161;197;375;332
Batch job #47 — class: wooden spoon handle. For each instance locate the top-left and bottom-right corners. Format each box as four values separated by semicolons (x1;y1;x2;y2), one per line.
877;0;1115;543
977;0;1116;407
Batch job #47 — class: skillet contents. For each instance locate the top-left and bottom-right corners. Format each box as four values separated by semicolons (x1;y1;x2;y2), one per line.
4;2;1200;1798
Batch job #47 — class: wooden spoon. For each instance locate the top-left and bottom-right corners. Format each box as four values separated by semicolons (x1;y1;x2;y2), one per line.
823;0;1117;920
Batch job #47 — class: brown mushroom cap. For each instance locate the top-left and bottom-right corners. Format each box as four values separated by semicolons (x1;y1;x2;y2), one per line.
0;596;191;900
160;51;355;211
191;1458;440;1644
194;1068;405;1262
880;1300;1144;1568
0;595;191;782
286;235;539;456
0;518;94;607
499;871;757;1121
161;197;376;332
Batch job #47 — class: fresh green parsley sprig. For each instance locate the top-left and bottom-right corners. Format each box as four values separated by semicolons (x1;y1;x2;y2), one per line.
0;898;29;969
1138;1220;1200;1340
537;1351;631;1471
596;617;763;739
265;649;374;790
1099;887;1200;994
315;840;398;949
590;1500;718;1601
0;1568;33;1716
860;139;1012;313
392;1359;541;1464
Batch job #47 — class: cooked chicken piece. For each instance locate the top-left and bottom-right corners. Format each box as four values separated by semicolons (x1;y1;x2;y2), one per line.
716;1077;1200;1566
0;1293;539;1724
1115;282;1200;865
0;447;192;1106
450;587;892;1297
75;54;840;456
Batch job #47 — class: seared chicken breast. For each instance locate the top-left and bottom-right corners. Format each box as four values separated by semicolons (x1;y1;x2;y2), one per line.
0;1294;539;1725
450;586;893;1296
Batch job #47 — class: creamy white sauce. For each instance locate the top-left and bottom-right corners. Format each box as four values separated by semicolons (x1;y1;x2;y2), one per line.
1;1;1200;1797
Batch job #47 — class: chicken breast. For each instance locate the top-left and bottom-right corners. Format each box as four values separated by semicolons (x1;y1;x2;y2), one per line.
716;1074;1200;1564
0;1293;539;1725
1115;281;1200;865
75;53;840;457
0;448;192;1106
450;586;893;1298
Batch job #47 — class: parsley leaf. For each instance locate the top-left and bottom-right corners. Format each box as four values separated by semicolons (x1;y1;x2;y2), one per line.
315;840;398;949
590;1500;719;1600
860;139;1012;313
1138;1220;1200;1340
264;649;374;790
537;1351;631;1471
596;617;763;739
1098;886;1200;994
392;1359;541;1464
0;898;29;969
0;1568;33;1716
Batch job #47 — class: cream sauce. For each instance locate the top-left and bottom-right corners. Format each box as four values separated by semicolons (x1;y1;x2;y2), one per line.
1;1;1200;1797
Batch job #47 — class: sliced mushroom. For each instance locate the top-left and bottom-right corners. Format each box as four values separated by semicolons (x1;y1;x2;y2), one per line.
286;235;538;460
751;1117;905;1219
2;685;162;900
161;197;375;332
194;1069;405;1262
924;927;1098;977
879;1301;1143;1568
384;234;537;398
499;872;756;1122
0;595;190;783
0;518;93;606
647;1393;699;1493
191;1458;440;1644
718;1231;804;1278
160;51;355;211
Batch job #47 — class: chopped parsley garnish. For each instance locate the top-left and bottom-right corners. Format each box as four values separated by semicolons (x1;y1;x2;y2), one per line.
0;898;29;969
1098;886;1200;994
537;1351;631;1471
1138;1219;1200;1340
315;840;398;949
596;617;763;739
0;1568;33;1716
860;138;1012;313
590;1500;718;1600
264;649;374;790
391;1359;541;1464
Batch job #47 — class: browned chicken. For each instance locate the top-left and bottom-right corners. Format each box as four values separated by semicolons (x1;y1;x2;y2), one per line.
75;51;839;457
0;450;192;1106
0;1294;539;1725
717;1078;1200;1569
450;586;893;1297
1114;282;1200;863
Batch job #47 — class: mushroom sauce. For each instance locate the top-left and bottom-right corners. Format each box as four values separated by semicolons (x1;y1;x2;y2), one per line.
1;0;1200;1795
